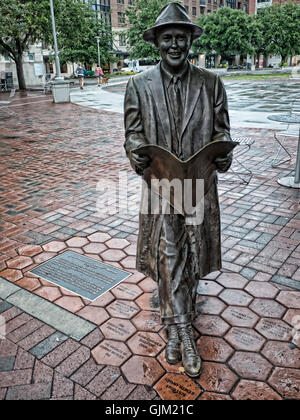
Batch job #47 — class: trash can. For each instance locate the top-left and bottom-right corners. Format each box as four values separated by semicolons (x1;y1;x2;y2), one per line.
51;79;70;103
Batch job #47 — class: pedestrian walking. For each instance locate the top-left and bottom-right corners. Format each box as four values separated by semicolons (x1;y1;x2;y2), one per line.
76;63;86;90
95;64;104;87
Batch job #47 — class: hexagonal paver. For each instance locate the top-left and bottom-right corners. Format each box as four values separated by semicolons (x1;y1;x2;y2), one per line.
225;327;266;351
100;318;136;341
245;281;279;298
33;252;56;264
250;298;286;318
77;306;109;325
196;296;226;315
90;291;115;307
35;286;62;302
87;232;111;243
268;367;300;399
124;243;137;256
107;299;140;319
82;243;107;254
232;380;282;400
255;318;292;341
283;309;300;326
66;237;89;248
42;241;67;253
111;283;142;300
154;373;201;400
193;315;230;337
219;289;253;306
197;280;223;296
55;296;85;313
221;306;259;328
132;311;162;332
216;273;249;289
7;256;33;270
197;362;238;393
197;336;234;362
101;249;126;262
18;245;43;257
0;268;23;282
127;331;165;357
121;355;164;386
92;340;131;366
138;277;157;293
106;238;130;249
120;256;136;270
16;276;41;291
228;352;272;381
276;291;300;309
261;341;300;368
199;392;232;400
124;271;145;284
135;293;158;312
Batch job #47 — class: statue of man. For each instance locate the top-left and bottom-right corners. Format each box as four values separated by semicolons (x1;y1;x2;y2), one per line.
124;2;232;377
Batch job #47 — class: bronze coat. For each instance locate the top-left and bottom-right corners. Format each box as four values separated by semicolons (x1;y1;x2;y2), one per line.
124;62;231;281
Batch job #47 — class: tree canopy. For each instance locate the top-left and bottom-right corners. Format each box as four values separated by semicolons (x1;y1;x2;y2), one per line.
193;7;255;60
0;0;112;89
125;0;170;59
255;2;300;63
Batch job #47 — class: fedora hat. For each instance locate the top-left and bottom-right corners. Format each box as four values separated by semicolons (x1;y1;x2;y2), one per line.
143;2;202;45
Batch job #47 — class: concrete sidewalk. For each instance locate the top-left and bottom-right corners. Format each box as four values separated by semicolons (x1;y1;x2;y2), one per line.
0;92;299;400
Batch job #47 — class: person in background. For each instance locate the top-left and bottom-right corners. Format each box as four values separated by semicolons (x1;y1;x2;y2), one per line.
76;63;85;90
95;64;104;87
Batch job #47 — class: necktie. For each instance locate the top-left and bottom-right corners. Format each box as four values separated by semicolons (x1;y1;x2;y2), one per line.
170;75;183;135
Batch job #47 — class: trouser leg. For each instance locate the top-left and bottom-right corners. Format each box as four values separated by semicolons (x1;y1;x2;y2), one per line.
158;216;197;325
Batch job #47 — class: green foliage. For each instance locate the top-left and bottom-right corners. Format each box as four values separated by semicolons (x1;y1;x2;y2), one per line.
125;0;170;59
193;7;255;59
256;3;300;62
0;0;51;60
54;0;113;65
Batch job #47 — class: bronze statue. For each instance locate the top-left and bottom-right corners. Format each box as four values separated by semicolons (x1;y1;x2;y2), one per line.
124;2;232;377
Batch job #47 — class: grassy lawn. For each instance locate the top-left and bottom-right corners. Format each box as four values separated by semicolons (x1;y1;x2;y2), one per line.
221;72;291;80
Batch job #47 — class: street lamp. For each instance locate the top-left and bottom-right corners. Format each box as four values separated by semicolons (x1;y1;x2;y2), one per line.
49;0;63;79
95;36;101;66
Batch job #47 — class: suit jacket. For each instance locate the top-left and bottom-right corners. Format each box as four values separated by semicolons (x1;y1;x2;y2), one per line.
124;61;231;281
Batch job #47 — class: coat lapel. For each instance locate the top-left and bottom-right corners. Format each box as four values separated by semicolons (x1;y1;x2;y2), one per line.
148;64;172;149
181;64;204;140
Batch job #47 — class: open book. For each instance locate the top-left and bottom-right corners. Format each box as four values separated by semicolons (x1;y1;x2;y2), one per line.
133;140;237;217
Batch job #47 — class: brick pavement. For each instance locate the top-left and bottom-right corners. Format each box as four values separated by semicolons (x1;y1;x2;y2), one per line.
0;92;299;400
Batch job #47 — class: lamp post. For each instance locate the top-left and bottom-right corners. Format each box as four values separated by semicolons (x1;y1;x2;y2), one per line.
49;0;63;79
95;36;101;66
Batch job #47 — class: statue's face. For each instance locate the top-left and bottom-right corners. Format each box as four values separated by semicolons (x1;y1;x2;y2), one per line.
156;25;191;71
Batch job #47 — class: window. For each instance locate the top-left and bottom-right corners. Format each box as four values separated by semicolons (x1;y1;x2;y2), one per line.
117;0;124;3
192;7;196;16
118;12;125;25
128;0;134;4
200;0;206;4
3;54;10;62
119;33;126;46
28;53;35;61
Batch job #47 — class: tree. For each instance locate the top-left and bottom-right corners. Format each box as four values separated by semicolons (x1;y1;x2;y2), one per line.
0;0;113;89
255;3;300;64
193;7;255;62
125;0;170;60
0;0;52;90
53;0;113;69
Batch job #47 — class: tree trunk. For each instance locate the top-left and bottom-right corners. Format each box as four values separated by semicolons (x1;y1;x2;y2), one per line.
14;55;26;90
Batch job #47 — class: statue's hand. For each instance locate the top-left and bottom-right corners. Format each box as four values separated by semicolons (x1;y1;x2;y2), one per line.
130;152;150;175
214;152;233;173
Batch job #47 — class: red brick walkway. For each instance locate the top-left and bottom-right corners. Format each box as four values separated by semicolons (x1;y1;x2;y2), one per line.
0;93;299;400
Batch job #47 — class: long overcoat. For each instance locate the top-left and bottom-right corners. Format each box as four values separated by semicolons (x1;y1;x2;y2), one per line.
124;62;231;282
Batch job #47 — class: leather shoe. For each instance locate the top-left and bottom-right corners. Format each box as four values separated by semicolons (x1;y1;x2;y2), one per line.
165;324;181;365
177;323;202;377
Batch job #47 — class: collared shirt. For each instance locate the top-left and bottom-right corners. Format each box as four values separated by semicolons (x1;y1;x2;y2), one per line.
160;60;190;157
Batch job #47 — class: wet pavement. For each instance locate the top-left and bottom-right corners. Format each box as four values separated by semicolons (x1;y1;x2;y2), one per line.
70;77;300;129
0;86;299;400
